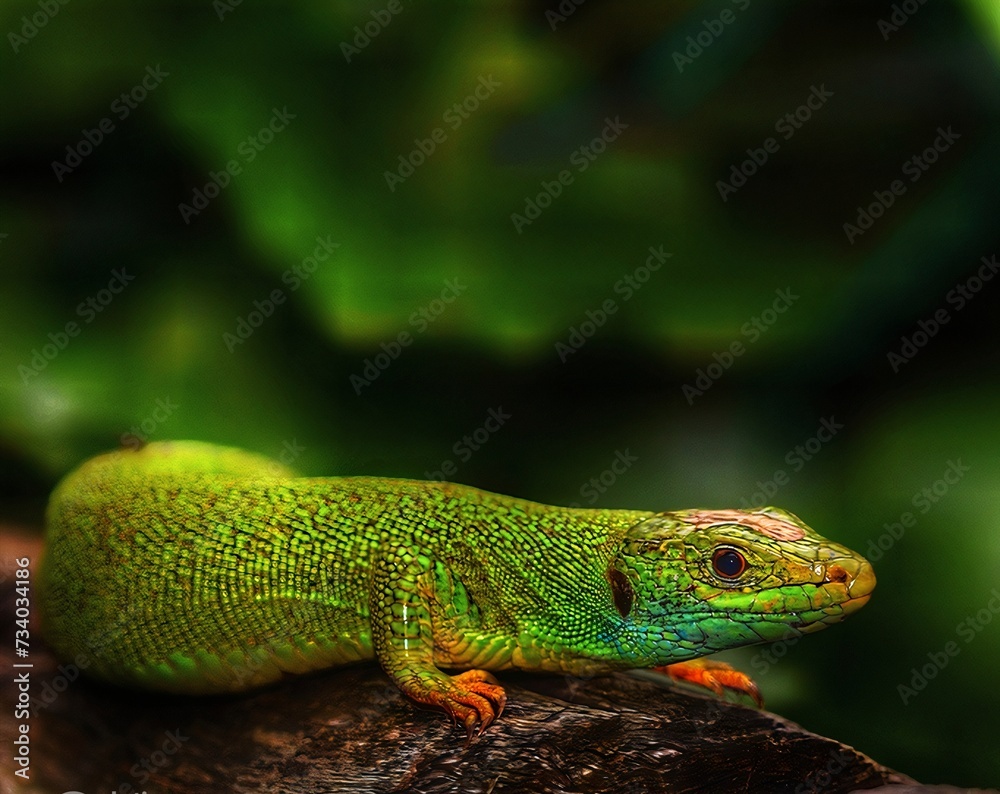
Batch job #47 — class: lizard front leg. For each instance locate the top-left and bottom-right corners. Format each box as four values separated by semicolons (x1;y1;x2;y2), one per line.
653;658;763;707
369;547;506;737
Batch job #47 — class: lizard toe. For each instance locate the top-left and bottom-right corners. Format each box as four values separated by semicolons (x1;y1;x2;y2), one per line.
654;659;764;708
444;689;497;740
452;670;507;725
393;668;508;738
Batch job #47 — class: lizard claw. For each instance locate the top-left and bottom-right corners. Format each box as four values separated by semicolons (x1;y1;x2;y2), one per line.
653;658;764;708
403;669;507;740
450;670;507;737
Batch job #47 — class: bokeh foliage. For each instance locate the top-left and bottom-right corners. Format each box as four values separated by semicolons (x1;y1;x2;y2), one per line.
1;0;998;785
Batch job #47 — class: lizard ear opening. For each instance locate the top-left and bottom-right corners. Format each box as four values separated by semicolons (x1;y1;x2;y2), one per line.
607;567;634;618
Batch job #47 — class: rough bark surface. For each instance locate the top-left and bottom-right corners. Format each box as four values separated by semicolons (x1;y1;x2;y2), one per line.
0;530;954;794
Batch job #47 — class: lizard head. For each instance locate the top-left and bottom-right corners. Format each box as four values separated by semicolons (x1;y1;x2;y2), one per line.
609;507;875;663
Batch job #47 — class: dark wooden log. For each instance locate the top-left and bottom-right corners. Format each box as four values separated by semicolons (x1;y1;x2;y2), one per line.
0;530;958;794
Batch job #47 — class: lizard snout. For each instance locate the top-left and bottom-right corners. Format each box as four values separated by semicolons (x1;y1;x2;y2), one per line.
822;555;876;616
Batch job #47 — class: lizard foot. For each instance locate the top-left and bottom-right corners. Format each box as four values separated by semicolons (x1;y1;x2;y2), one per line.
653;658;763;708
403;669;507;740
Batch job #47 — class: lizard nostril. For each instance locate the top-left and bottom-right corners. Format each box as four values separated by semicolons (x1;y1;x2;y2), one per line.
825;564;850;584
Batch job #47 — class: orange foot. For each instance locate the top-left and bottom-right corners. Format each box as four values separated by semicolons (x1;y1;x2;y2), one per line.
407;669;507;741
653;658;763;707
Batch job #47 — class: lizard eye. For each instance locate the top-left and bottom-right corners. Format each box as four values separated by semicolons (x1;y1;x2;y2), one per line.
712;548;747;580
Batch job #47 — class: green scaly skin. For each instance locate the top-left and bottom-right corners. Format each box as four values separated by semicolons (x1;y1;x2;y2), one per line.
38;441;875;732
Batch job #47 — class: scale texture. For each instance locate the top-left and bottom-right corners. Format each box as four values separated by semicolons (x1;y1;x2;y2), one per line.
38;440;875;730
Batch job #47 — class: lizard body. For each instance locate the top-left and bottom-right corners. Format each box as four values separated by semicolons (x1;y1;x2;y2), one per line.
38;441;875;732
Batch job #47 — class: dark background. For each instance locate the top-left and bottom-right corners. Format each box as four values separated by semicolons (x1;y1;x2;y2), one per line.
1;0;998;787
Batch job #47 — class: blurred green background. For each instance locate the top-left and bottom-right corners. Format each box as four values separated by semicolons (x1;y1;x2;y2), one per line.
2;0;998;786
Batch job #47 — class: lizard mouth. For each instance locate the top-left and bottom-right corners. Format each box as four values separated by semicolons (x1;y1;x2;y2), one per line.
784;555;875;631
839;591;872;616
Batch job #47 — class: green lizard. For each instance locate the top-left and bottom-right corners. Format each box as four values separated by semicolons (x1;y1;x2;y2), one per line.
38;441;875;735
